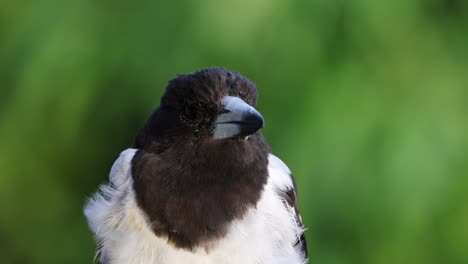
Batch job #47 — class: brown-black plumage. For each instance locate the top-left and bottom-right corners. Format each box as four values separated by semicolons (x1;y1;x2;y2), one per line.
131;68;270;249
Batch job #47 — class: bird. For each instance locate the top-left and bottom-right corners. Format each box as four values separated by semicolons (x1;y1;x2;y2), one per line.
84;67;308;264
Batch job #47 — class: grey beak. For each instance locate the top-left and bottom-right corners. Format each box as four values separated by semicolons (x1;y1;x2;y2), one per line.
212;96;264;139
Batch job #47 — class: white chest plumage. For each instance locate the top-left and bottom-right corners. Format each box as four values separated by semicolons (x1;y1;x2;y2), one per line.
85;149;307;264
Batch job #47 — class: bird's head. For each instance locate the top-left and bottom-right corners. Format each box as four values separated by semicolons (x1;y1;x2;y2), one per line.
134;68;265;152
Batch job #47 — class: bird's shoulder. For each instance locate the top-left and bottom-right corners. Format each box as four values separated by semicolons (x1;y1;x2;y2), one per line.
84;148;138;233
267;154;308;260
108;148;139;186
267;154;294;190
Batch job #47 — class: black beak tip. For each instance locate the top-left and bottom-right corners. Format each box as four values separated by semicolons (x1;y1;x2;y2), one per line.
253;113;265;130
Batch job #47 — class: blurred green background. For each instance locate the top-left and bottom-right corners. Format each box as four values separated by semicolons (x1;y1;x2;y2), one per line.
1;0;468;263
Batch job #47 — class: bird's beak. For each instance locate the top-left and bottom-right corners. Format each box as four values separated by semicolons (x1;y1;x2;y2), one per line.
213;96;264;139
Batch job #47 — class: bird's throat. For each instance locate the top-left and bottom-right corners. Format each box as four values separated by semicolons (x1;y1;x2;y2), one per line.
131;135;270;250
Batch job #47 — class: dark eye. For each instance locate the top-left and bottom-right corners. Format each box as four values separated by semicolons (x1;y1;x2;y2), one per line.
184;104;198;120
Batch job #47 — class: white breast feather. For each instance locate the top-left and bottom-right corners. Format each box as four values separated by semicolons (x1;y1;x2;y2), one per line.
84;149;307;264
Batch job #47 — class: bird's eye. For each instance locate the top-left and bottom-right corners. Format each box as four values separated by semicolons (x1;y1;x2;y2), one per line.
184;105;198;120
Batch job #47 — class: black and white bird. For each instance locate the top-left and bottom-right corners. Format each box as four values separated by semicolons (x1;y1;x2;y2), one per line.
84;68;308;264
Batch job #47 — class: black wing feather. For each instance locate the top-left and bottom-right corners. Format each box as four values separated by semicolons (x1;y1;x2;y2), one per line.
280;173;308;259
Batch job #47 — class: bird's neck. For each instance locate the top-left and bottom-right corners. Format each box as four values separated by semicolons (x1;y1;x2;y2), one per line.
131;134;270;250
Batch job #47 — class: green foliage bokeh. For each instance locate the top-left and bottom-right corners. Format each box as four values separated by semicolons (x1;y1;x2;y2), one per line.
1;0;467;263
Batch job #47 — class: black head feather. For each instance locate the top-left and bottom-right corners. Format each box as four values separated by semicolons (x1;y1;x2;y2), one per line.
134;67;260;152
